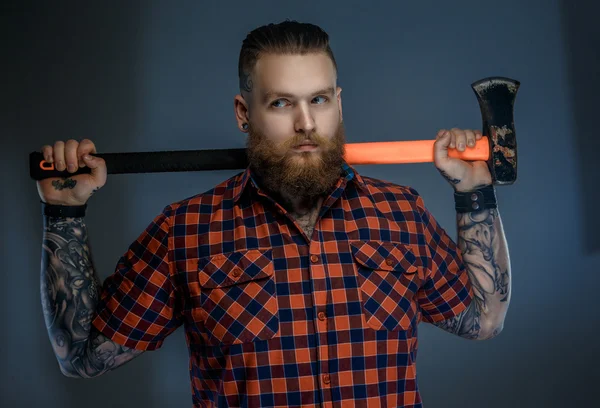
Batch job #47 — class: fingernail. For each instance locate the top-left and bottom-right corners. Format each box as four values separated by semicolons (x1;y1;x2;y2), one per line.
468;140;475;146
68;164;76;172
58;160;65;170
84;155;92;161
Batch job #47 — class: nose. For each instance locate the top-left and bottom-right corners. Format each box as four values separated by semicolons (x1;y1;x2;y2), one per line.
294;102;316;134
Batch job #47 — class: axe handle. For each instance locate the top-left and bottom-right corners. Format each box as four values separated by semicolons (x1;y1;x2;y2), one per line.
29;137;490;181
345;137;489;164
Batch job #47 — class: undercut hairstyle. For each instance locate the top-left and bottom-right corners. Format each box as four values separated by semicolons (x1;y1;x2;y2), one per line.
238;20;338;94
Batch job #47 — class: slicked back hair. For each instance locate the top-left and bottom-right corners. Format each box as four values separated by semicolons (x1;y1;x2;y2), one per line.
238;20;338;94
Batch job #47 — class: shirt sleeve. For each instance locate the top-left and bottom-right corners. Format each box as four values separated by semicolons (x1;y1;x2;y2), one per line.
92;206;183;350
412;191;474;323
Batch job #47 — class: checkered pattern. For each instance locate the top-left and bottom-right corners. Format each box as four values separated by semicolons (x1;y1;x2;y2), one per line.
198;249;279;345
93;163;473;407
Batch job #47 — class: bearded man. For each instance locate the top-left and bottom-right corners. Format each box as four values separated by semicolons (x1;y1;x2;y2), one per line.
38;20;511;407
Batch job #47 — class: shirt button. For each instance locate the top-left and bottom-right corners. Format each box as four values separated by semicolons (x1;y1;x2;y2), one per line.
310;254;319;263
322;374;331;384
232;268;242;278
385;258;394;266
318;311;326;321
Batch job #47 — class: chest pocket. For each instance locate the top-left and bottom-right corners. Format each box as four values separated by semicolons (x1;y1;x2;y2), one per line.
351;241;421;331
198;249;279;346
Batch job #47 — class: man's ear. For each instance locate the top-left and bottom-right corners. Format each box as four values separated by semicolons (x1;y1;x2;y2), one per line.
337;86;343;122
234;94;250;132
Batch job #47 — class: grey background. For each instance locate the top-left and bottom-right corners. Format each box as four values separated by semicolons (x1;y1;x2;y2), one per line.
2;0;599;407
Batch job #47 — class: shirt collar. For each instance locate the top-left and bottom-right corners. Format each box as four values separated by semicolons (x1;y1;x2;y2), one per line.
232;162;367;203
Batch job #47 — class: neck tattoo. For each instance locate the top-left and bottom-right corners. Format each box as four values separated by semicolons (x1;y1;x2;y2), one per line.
290;207;321;238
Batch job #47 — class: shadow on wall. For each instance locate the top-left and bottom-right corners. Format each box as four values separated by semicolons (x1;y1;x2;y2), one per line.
559;0;600;255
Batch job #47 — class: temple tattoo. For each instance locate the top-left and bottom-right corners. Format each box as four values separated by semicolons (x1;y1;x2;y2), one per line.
52;178;77;191
432;208;511;339
41;216;143;378
240;72;253;93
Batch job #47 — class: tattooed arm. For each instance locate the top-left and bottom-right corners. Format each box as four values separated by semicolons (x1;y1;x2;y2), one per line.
432;208;511;340
41;215;144;378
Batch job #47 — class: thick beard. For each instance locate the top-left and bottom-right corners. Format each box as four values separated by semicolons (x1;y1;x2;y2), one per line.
246;123;346;202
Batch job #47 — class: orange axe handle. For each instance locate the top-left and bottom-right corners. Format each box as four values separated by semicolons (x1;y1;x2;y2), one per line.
344;136;490;164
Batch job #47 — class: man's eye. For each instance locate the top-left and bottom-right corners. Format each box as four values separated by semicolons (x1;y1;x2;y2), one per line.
313;96;328;104
271;99;289;108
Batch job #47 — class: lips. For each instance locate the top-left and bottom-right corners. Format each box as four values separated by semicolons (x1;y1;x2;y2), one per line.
293;140;318;148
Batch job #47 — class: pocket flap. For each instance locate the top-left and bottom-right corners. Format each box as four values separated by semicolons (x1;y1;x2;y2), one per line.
350;241;418;273
198;249;274;288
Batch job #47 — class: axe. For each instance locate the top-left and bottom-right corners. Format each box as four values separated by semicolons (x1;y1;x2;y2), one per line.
29;77;519;185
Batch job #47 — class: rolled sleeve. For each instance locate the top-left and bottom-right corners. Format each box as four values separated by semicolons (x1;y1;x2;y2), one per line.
413;192;473;323
92;206;182;350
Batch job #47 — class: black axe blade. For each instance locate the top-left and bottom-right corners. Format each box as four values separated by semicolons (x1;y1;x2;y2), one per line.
472;77;520;185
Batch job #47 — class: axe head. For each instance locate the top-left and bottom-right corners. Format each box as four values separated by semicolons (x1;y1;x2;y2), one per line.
471;77;520;185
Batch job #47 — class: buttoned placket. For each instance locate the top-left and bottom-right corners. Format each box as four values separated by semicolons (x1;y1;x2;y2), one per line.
307;181;350;407
251;174;353;407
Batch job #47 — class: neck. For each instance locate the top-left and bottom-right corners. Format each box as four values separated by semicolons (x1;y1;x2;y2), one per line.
277;192;324;239
277;191;324;216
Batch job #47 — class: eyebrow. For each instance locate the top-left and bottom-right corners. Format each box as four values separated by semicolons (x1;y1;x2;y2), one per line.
261;86;336;104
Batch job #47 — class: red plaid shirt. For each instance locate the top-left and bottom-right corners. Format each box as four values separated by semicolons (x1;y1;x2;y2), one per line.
93;163;473;407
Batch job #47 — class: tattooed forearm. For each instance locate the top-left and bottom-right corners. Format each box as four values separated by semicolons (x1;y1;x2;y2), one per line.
41;216;143;378
69;329;143;378
52;178;77;190
433;208;511;339
431;301;480;339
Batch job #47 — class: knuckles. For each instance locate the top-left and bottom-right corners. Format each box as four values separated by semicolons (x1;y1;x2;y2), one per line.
44;139;95;150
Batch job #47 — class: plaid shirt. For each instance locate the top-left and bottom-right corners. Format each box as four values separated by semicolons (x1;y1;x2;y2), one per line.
93;163;473;407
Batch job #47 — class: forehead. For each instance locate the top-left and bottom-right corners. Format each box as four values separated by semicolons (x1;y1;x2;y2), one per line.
253;53;336;95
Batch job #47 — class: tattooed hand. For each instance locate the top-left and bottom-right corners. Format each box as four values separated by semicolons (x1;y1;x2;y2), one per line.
433;128;493;192
37;139;107;206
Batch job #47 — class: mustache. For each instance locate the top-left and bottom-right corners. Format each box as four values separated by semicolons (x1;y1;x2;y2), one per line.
282;132;330;149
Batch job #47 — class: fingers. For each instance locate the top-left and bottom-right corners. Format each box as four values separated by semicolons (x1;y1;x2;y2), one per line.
41;145;53;163
43;139;99;174
448;128;480;151
52;141;66;171
65;139;79;173
465;129;476;147
450;128;465;150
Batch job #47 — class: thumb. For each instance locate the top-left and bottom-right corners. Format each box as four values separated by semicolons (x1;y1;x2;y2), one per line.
434;130;451;162
82;154;107;187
